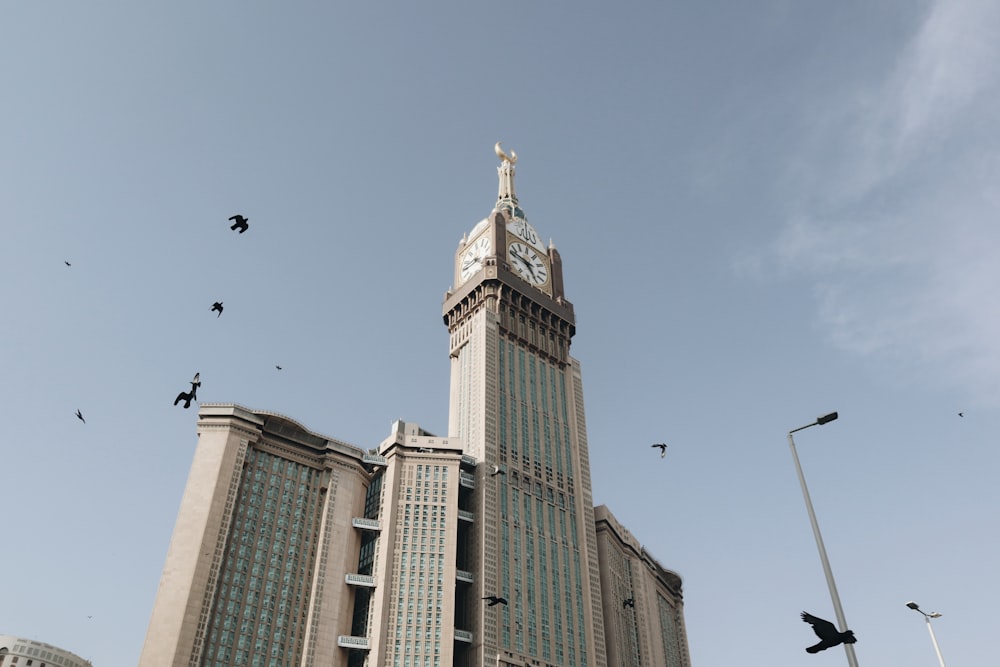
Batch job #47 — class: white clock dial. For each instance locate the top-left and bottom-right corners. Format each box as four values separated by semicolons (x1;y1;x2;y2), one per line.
460;235;491;281
507;242;548;286
507;218;543;250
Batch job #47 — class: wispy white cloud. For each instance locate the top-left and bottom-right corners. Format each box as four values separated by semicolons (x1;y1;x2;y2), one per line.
771;0;1000;404
896;0;1000;144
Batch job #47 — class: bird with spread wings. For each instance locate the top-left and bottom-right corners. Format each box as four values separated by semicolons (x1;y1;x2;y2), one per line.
174;372;202;409
229;214;249;233
801;612;857;653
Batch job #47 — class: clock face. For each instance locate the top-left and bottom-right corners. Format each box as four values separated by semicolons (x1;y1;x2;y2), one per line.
507;218;544;251
460;235;491;281
507;242;548;286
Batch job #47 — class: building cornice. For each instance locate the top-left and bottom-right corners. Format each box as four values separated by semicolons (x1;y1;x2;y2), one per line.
443;269;575;328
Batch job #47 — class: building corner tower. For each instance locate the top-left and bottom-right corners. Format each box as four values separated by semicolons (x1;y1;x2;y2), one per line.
138;405;374;667
442;143;608;667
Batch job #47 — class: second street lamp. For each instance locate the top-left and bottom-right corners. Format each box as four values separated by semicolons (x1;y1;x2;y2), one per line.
788;411;859;667
906;601;948;667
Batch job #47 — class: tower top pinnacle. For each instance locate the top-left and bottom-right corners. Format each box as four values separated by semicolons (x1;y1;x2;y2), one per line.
494;141;527;222
494;141;517;166
495;141;519;209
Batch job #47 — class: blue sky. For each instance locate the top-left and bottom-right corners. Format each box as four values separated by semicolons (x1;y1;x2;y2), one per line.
2;2;998;665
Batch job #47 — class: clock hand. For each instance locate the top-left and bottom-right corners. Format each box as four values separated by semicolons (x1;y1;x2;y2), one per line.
511;250;539;281
519;251;539;277
510;251;529;271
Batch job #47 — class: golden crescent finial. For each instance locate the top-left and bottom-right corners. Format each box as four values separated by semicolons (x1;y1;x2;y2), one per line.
495;141;517;165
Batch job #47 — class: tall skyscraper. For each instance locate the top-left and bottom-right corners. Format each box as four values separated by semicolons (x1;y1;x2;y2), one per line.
356;421;469;667
140;145;689;667
441;142;607;667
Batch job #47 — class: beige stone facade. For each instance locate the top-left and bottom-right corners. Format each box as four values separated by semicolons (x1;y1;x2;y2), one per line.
595;506;691;667
138;405;372;667
364;422;466;667
0;635;91;667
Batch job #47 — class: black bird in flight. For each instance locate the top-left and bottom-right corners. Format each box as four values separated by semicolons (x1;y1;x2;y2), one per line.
229;214;249;233
958;412;964;417
65;261;72;266
651;443;667;458
276;365;283;370
490;465;505;476
623;598;635;608
75;409;86;423
174;390;196;409
482;595;508;607
801;612;857;654
211;301;224;317
174;372;202;409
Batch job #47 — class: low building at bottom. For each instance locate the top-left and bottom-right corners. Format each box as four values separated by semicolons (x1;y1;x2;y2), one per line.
0;635;92;667
139;404;690;667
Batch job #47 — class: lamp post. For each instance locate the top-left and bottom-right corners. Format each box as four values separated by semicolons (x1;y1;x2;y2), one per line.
788;411;859;667
906;602;947;667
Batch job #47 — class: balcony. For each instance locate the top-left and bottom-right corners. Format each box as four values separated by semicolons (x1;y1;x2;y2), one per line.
456;569;474;583
352;517;381;531
337;635;370;650
458;509;474;523
345;573;376;587
454;629;474;643
459;471;475;489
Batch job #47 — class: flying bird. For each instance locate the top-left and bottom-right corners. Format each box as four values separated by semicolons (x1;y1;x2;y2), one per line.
490;465;505;476
482;595;508;607
276;365;283;370
211;301;224;317
623;598;635;608
174;372;202;409
229;214;249;233
651;443;667;458
174;390;196;409
65;261;72;266
801;612;857;654
75;409;85;423
958;412;964;417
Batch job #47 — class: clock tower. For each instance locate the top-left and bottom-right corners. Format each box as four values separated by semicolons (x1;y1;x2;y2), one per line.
443;144;608;667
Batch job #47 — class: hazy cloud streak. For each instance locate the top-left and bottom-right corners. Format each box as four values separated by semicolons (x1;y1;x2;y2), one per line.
773;0;1000;404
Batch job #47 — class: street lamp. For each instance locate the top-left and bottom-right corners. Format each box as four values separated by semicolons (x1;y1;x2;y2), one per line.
906;602;947;667
788;411;859;667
